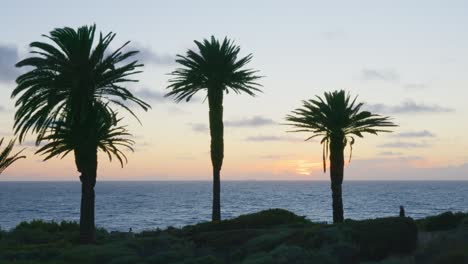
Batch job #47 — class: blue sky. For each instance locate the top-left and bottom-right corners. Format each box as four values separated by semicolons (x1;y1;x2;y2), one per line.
0;0;467;180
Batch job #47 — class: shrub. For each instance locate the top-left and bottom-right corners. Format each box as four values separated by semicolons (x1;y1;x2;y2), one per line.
241;245;336;264
183;209;312;233
415;228;468;264
343;217;418;261
6;220;109;245
417;212;468;231
177;255;223;264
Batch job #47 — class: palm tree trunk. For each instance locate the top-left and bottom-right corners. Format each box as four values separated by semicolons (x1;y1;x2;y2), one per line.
208;89;224;222
329;135;345;223
77;147;98;244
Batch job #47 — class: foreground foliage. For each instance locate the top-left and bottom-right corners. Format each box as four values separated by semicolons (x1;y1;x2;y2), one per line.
5;209;463;264
0;138;25;175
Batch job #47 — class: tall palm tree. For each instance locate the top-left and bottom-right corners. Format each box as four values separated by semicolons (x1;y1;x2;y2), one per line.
0;138;25;174
286;90;396;223
12;25;149;243
166;36;262;221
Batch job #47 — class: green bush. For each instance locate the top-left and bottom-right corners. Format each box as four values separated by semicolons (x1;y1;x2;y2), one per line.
417;212;468;231
415;228;468;264
343;217;418;261
241;245;336;264
6;220;109;245
183;209;312;233
176;255;223;264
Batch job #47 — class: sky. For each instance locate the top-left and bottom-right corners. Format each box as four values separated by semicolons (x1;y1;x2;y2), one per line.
0;0;467;181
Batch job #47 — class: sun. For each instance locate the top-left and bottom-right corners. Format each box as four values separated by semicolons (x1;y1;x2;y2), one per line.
294;160;321;176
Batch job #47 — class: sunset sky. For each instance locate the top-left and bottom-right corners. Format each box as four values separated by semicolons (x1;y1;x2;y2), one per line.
1;0;467;181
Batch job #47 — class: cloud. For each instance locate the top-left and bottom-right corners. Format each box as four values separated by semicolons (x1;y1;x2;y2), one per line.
321;30;346;40
134;88;202;105
378;141;430;149
393;130;435;138
361;69;398;82
365;100;454;114
259;155;284;160
129;44;175;66
245;135;304;142
378;151;402;156
225;116;276;127
134;88;201;104
404;83;427;90
189;123;209;133
134;89;167;102
0;44;20;82
167;106;189;115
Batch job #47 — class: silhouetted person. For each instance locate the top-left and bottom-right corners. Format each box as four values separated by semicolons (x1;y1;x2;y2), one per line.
399;206;405;217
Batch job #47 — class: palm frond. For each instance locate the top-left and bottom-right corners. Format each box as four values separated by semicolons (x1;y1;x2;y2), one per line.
0;138;26;175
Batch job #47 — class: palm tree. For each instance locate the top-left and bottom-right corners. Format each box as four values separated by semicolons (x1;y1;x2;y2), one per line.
12;25;149;243
0;138;25;174
166;36;262;221
286;90;396;223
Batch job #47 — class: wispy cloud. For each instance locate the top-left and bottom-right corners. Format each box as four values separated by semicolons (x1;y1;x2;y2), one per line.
259;155;285;160
0;44;20;82
225;116;276;127
393;130;435;138
129;44;175;66
365;100;454;114
188;123;209;133
134;89;167;102
361;69;398;82
378;151;402;156
134;88;200;103
245;135;303;142
378;141;430;149
404;83;427;90
321;30;346;40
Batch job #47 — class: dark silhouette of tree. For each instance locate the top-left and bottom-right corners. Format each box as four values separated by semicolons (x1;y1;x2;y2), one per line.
286;90;396;223
166;36;262;221
0;138;25;174
12;25;149;243
36;107;134;167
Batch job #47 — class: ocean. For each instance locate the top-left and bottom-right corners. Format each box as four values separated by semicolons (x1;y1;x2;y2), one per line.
1;181;467;231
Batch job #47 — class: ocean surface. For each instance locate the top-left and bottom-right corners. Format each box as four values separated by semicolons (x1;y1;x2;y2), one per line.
1;181;467;231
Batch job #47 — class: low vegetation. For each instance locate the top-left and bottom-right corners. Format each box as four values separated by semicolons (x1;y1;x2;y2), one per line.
0;209;467;264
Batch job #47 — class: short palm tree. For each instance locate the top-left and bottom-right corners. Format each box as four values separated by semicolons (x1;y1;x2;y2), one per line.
166;36;262;221
286;90;396;223
0;138;25;174
12;25;149;243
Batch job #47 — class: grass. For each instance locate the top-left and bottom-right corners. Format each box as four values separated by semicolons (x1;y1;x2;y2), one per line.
0;209;467;264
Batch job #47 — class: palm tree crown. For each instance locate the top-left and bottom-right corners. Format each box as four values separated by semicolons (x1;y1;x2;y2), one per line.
286;90;396;172
0;138;25;174
166;36;262;101
36;106;134;167
12;24;150;144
